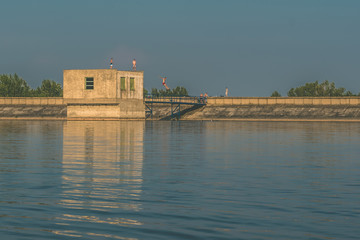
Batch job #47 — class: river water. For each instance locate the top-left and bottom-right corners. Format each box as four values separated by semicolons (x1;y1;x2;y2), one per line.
0;120;359;240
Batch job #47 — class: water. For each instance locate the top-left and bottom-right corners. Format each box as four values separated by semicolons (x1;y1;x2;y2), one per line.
1;120;360;240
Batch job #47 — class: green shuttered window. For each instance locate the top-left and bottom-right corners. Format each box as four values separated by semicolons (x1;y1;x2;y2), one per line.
130;78;135;91
121;77;126;90
85;77;94;90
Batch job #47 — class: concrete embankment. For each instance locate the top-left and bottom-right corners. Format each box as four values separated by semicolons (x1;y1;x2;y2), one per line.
2;97;360;121
181;97;360;121
0;98;66;119
0;105;66;119
182;105;360;121
146;103;196;120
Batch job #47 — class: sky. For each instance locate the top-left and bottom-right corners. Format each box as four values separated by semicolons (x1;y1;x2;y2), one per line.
1;0;359;96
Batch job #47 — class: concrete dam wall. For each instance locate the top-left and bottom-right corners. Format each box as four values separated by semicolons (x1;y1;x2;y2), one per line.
2;97;360;121
0;98;66;119
0;105;67;119
182;105;360;120
182;97;360;121
0;97;143;120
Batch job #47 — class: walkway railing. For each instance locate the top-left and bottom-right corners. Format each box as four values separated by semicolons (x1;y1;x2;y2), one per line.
144;96;206;105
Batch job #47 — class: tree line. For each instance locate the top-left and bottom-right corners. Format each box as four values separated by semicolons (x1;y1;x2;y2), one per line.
144;86;189;97
2;73;189;98
271;80;360;97
0;74;63;97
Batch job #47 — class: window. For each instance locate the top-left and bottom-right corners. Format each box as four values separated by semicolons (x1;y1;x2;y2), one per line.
85;77;94;90
130;77;135;91
121;77;126;90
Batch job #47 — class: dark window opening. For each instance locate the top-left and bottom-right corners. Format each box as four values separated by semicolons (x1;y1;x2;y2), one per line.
85;77;94;90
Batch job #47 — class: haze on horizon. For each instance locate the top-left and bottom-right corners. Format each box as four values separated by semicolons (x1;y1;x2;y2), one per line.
1;0;359;97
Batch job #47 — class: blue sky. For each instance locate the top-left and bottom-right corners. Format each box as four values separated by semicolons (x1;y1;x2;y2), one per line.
1;0;359;96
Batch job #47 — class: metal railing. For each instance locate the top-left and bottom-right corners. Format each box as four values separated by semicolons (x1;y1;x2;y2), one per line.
144;96;207;105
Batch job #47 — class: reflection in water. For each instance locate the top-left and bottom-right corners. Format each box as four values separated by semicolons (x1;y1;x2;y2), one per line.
60;121;144;236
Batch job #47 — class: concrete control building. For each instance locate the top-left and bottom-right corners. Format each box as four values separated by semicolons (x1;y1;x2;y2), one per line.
63;69;144;119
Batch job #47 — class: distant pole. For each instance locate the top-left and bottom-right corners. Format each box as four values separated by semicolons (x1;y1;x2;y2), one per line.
110;58;113;69
132;59;136;71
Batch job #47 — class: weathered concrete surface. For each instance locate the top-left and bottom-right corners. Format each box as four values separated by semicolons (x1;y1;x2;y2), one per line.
2;97;360;121
2;104;360;121
207;97;360;106
182;105;360;120
145;104;194;120
118;99;145;119
0;105;67;118
63;69;144;100
67;104;120;119
63;69;145;119
67;100;145;119
0;97;64;105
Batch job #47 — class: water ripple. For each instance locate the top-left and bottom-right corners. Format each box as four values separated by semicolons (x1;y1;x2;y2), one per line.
1;121;360;239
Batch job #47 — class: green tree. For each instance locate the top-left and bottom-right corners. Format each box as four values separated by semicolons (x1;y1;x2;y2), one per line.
0;74;31;97
171;86;189;96
150;86;189;97
143;88;149;98
33;79;63;97
158;89;170;96
287;80;355;97
270;91;281;97
287;88;296;97
345;90;354;96
151;88;159;97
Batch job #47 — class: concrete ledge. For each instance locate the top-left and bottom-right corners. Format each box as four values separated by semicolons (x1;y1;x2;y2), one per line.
0;117;66;120
67;103;120;106
207;97;360;106
182;118;360;122
182;104;360;120
67;118;145;121
0;105;67;118
64;98;122;104
0;97;64;105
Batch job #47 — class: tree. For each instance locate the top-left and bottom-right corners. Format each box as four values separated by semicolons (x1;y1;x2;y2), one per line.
171;86;189;96
150;86;189;97
143;88;149;98
287;80;356;97
0;74;63;97
287;88;295;97
270;91;281;97
33;79;63;97
0;74;31;97
151;88;160;97
158;89;170;96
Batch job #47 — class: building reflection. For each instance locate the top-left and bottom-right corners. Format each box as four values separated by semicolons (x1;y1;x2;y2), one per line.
61;121;144;215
